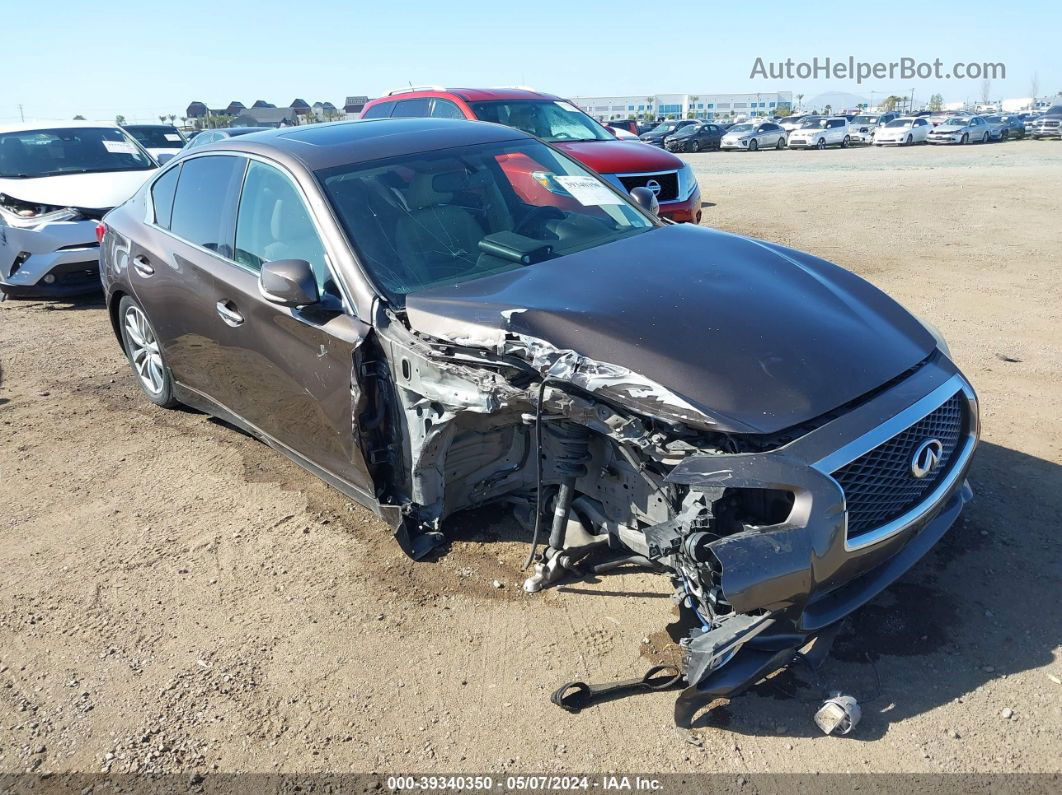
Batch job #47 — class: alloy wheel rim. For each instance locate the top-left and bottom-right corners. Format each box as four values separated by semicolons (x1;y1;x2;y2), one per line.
124;306;165;395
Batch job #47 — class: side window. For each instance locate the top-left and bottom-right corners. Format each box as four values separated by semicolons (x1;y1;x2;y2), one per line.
390;98;431;118
150;165;181;229
430;98;466;119
169;155;245;258
361;102;394;120
234;160;334;295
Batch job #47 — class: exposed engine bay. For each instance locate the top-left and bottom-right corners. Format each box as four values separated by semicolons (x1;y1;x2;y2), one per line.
357;299;978;726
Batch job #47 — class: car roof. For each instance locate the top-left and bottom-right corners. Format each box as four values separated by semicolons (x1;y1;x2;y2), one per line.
0;120;123;134
193;117;530;171
124;124;178;130
381;87;563;103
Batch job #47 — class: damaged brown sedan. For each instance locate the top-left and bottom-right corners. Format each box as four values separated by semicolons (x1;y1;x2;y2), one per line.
98;118;979;725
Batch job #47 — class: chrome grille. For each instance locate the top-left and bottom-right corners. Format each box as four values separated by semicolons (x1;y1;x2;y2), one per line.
617;172;679;201
832;392;966;540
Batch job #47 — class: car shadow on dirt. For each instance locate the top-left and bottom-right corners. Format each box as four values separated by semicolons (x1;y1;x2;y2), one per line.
685;440;1061;738
0;292;105;311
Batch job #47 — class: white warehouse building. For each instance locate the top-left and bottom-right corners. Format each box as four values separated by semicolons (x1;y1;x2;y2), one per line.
570;91;794;121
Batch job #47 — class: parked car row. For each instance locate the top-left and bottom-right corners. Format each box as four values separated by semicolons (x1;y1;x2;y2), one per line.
644;105;1062;152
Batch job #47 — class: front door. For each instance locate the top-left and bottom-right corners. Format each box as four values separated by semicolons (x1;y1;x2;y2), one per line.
206;158;377;501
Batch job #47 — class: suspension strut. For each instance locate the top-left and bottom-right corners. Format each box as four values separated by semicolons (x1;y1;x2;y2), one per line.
544;422;591;553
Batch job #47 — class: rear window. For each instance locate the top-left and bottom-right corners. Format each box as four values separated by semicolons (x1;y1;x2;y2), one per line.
361;102;394;120
125;126;185;149
169;155;245;258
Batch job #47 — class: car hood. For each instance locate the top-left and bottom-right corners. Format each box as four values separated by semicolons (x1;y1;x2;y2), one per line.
0;169;156;210
405;224;935;434
931;124;966;133
553;140;683;174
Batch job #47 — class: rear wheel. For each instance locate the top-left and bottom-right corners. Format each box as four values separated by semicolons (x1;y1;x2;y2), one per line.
841;135;850;148
749;139;758;152
118;295;178;408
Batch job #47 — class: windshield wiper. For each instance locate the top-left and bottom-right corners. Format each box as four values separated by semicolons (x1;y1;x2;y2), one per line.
0;174;36;179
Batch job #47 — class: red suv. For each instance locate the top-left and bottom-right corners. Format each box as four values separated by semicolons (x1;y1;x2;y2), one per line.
360;87;702;223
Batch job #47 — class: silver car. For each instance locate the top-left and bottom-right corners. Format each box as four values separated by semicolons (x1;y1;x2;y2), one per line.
926;115;992;145
979;116;1009;141
720;121;787;151
0;121;157;299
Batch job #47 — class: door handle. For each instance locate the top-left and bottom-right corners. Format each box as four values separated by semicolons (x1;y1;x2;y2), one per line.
215;300;244;327
132;255;154;277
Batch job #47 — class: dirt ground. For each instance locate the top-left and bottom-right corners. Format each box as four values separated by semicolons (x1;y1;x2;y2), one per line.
1;139;1060;778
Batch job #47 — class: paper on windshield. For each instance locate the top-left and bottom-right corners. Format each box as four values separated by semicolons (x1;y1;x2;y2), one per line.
554;175;624;206
164;133;182;142
102;140;140;155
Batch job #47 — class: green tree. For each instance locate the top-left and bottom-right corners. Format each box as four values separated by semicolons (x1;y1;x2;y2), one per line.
73;114;85;120
158;115;166;124
879;95;903;111
115;114;126;125
928;94;944;112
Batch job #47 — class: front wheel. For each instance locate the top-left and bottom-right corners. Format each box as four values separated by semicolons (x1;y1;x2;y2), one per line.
816;138;826;150
981;132;989;143
960;133;969;145
748;139;758;152
905;134;913;146
775;136;785;149
118;295;179;408
841;135;850;148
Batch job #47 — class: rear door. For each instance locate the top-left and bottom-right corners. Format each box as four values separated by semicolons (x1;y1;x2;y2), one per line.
129;153;247;397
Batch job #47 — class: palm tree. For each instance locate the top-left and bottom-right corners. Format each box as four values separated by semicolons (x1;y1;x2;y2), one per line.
167;114;176;125
158;115;166;124
796;94;804;111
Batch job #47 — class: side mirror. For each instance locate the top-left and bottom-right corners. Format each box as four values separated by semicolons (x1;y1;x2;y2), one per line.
629;186;659;216
156;153;175;164
259;259;319;307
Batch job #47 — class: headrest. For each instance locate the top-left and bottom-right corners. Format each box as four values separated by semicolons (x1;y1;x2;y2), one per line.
432;170;470;193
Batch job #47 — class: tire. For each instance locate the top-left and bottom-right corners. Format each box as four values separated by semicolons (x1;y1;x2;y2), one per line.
905;134;913;146
1001;130;1009;141
960;133;969;145
841;135;850;148
981;132;989;143
816;138;826;150
749;139;758;152
775;136;785;150
118;295;179;408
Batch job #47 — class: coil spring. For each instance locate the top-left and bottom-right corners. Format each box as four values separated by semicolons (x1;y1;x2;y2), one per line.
543;422;591;479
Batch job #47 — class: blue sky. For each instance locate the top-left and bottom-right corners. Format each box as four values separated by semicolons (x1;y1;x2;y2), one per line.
5;0;1059;122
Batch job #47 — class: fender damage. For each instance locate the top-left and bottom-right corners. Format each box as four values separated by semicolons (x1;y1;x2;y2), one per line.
356;268;978;725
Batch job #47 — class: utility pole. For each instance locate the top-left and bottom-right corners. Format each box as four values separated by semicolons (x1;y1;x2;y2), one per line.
18;104;24;122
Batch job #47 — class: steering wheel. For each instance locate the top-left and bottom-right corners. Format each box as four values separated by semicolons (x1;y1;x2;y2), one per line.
514;205;565;237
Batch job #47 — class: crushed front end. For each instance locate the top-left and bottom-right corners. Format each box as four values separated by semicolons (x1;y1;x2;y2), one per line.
365;295;978;725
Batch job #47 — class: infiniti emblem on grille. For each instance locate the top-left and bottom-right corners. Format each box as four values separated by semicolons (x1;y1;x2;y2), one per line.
911;439;944;478
645;179;662;196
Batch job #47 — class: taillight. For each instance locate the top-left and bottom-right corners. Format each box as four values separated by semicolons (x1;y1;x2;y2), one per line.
95;223;106;244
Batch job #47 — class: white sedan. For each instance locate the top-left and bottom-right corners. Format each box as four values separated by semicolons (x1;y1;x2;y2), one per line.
873;116;931;146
